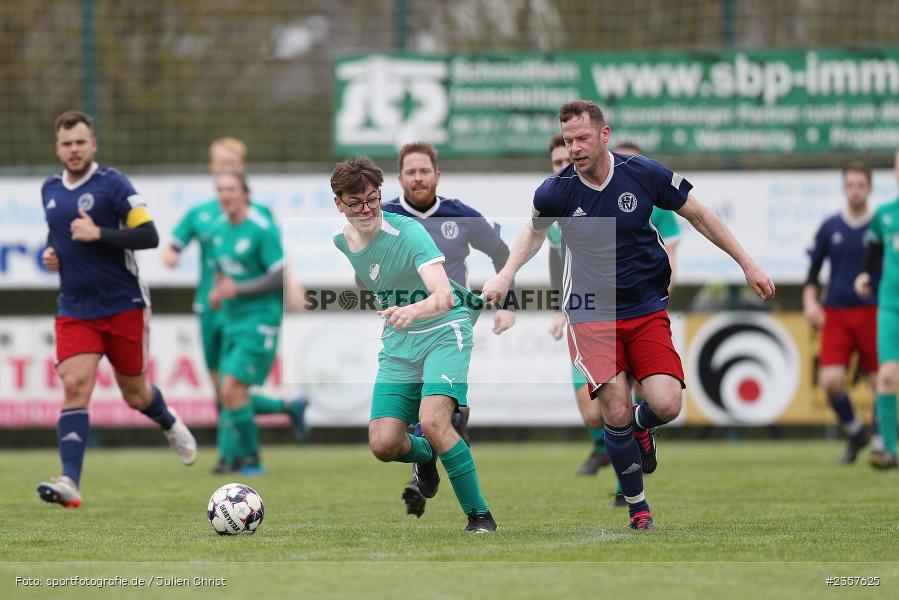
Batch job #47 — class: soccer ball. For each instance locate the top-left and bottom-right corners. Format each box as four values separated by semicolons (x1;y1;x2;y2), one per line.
207;482;265;535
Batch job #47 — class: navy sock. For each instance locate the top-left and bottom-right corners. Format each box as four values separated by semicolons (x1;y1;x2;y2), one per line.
827;391;860;435
58;408;89;486
632;400;666;432
604;423;650;517
140;385;176;430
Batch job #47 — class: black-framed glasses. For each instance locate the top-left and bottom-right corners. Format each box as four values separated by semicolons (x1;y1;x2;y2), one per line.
340;193;381;213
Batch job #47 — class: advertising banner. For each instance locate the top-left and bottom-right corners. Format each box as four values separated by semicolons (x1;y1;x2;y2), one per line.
335;49;899;157
0;312;870;428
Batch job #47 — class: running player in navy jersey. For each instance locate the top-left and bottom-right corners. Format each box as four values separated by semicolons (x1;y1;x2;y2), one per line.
382;142;515;518
37;111;197;508
483;100;774;530
803;162;879;464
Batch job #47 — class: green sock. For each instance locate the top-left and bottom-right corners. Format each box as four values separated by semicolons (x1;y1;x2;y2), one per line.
440;439;489;516
876;393;898;455
615;479;623;494
397;434;434;463
226;404;260;459
587;426;607;453
250;393;285;415
217;411;238;464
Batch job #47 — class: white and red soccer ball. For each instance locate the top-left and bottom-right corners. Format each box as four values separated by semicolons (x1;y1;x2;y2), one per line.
208;483;264;535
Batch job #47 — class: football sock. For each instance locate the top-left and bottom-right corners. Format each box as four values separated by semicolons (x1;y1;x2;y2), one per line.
217;411;238;465
587;426;607;452
140;385;176;430
871;401;885;452
615;479;623;494
227;404;261;460
58;408;89;486
827;390;862;435
440;439;490;515
604;423;650;517
250;393;286;415
875;393;898;456
632;400;666;431
398;433;434;463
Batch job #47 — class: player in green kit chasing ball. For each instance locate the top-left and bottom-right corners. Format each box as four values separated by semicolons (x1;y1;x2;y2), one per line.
330;156;497;533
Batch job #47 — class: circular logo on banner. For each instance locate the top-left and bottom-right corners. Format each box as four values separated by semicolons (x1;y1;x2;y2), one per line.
686;312;798;425
338;290;358;310
77;193;95;211
617;192;637;213
441;221;459;239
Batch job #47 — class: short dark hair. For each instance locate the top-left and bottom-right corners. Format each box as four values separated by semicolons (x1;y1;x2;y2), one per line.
559;100;606;128
548;133;565;154
55;110;93;133
842;160;872;184
397;142;438;173
613;141;642;155
330;156;384;197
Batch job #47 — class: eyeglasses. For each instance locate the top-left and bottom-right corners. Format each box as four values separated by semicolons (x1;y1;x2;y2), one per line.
340;193;381;213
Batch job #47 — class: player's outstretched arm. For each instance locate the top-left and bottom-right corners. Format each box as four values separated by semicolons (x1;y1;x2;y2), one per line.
482;223;549;305
379;262;455;330
676;193;775;301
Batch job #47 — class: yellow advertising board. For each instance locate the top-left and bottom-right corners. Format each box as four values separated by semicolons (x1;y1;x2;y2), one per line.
679;312;874;426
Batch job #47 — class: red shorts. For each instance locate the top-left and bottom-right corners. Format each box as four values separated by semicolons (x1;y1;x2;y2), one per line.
567;309;684;392
820;305;878;373
55;308;149;376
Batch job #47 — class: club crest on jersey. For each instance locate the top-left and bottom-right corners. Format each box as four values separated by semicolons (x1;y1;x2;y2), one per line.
369;263;381;281
77;193;95;212
617;192;637;213
831;232;843;245
235;238;251;254
441;221;459;239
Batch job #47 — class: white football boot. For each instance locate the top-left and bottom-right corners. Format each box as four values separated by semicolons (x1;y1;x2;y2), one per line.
163;408;197;466
37;475;82;508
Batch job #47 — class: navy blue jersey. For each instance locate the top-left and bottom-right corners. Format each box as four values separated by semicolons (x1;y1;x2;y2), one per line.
381;195;505;286
532;152;691;322
42;163;151;319
807;212;879;307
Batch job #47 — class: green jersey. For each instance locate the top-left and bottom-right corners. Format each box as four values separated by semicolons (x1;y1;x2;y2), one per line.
210;206;284;324
547;206;680;256
334;212;478;331
868;198;899;310
171;199;273;313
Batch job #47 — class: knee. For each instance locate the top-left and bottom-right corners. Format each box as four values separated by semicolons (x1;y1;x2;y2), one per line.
60;372;93;403
602;400;632;428
369;436;403;462
877;366;898;392
419;414;451;443
820;374;843;396
651;393;682;423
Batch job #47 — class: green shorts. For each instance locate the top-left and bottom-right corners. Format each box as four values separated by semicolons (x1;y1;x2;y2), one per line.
219;320;281;386
371;318;474;423
878;306;899;363
570;363;587;392
198;309;225;372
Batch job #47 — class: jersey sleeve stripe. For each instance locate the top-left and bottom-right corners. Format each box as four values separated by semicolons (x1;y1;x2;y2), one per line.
416;256;445;272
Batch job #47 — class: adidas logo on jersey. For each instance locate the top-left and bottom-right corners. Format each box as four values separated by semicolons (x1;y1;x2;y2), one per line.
572;207;587;217
46;199;57;209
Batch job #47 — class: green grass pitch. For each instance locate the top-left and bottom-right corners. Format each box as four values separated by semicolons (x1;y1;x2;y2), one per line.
2;441;897;599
